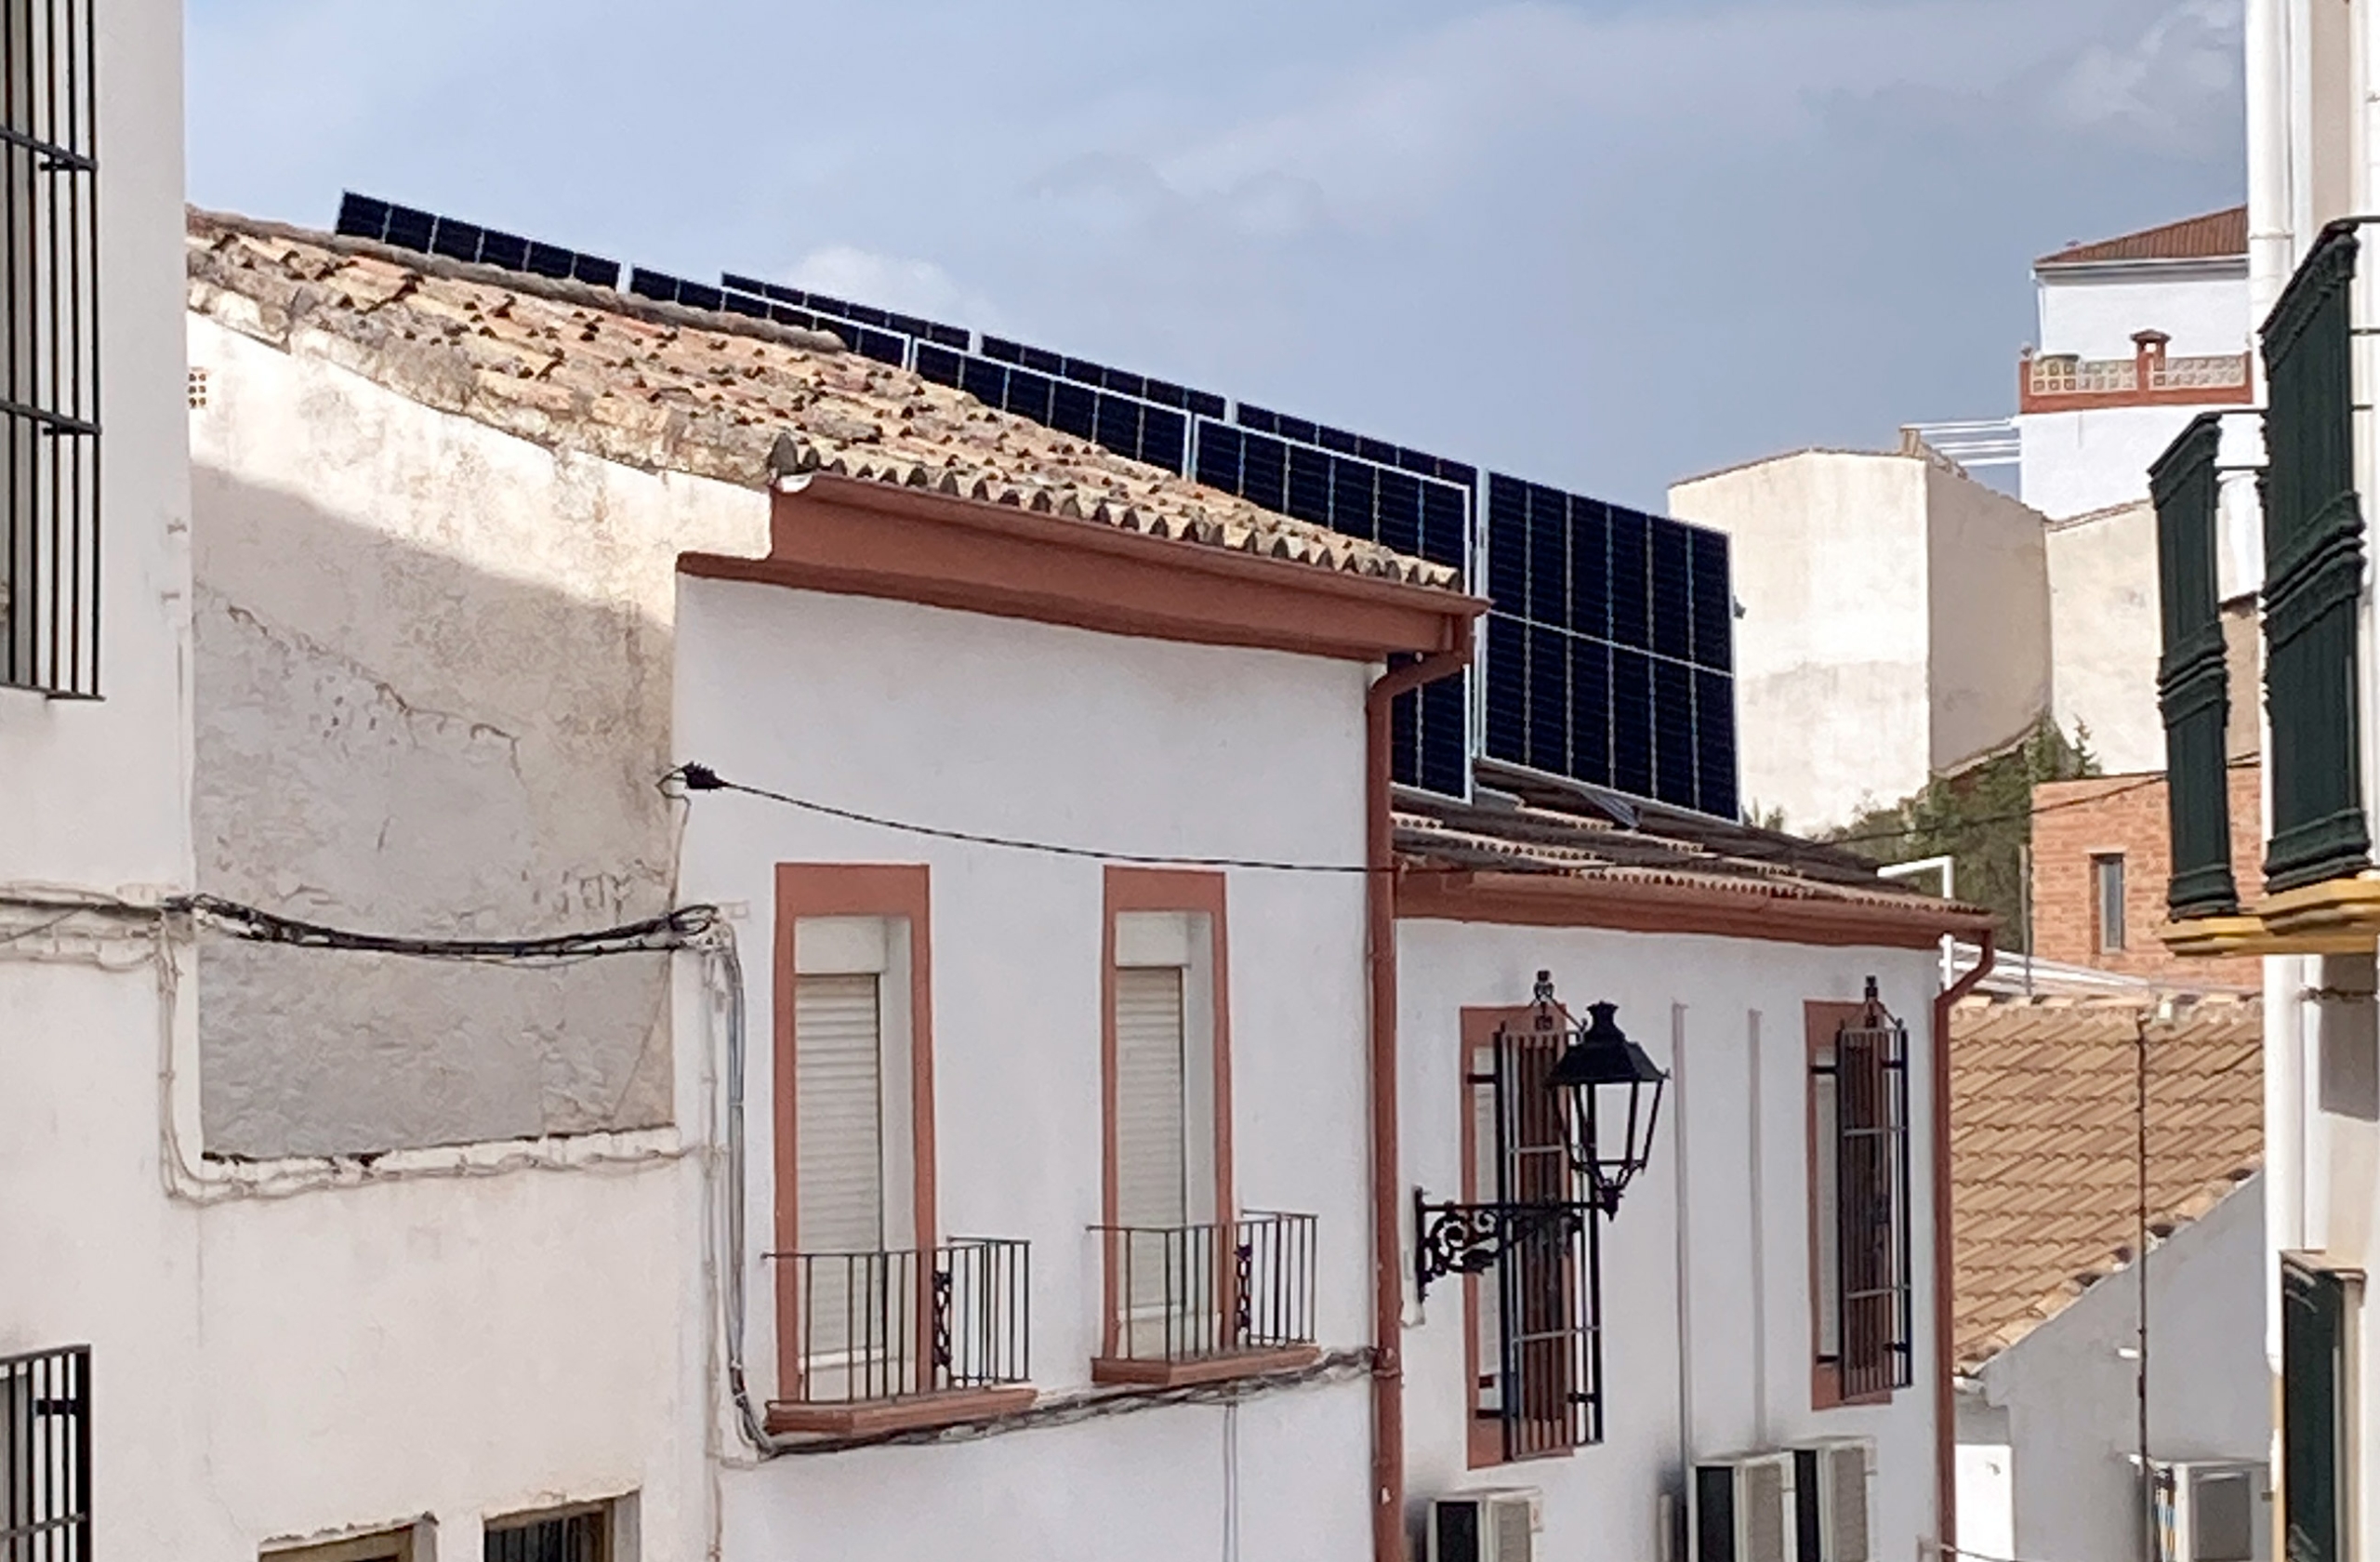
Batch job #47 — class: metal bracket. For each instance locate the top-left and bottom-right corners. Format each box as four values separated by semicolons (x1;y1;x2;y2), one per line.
1412;1188;1597;1299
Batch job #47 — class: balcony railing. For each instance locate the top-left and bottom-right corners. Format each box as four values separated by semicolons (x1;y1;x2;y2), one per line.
3;1345;89;1562
1092;1211;1317;1378
2019;336;2252;413
769;1238;1029;1416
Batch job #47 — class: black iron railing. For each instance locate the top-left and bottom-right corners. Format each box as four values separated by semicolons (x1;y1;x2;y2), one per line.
771;1238;1029;1406
0;0;101;697
1093;1211;1316;1363
3;1345;89;1562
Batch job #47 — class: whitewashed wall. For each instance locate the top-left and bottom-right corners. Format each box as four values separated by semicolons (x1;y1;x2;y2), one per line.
2018;405;2216;523
1396;920;1941;1562
185;312;769;1154
1924;462;2053;774
1974;1177;2268;1562
2044;501;2163;774
676;572;1379;1561
2034;266;2250;363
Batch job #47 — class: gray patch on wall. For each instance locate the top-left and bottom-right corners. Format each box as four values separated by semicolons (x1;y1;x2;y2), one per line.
192;587;675;1157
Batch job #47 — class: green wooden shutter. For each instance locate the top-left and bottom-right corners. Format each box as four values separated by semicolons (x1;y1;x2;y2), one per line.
2281;1260;2346;1562
2154;413;2241;918
2261;221;2373;893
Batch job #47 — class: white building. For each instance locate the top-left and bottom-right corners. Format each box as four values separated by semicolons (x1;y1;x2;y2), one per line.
1667;444;2052;833
151;205;2000;1561
1949;994;2268;1562
2017;210;2255;526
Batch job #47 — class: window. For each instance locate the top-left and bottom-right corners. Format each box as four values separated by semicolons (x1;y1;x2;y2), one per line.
1461;1005;1601;1465
0;0;100;696
1807;985;1912;1408
483;1500;619;1562
2094;854;2127;952
3;1345;87;1562
2282;1261;2350;1562
773;865;938;1410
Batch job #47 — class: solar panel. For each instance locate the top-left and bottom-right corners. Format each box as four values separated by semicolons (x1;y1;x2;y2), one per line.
1479;472;1736;815
337;192;619;291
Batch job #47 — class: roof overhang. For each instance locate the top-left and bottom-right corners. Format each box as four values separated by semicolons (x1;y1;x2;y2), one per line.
1396;867;1996;950
2033;256;2249;285
679;471;1486;662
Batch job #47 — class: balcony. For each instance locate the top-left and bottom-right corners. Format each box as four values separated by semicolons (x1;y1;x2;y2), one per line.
1091;1211;1319;1387
2019;333;2252;415
766;1238;1034;1436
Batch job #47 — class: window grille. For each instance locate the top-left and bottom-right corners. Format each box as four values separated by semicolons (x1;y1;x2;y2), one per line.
483;1502;612;1562
1813;985;1912;1400
2281;1261;2347;1562
2;1344;90;1562
1470;1013;1602;1459
0;0;99;697
1091;1213;1315;1367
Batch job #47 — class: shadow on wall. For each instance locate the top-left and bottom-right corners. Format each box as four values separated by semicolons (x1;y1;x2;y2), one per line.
192;469;682;1158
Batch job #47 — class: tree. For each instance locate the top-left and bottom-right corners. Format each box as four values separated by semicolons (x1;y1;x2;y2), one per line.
1826;718;2098;954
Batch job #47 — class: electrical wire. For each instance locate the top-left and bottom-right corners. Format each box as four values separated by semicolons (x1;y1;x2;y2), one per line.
665;763;1372;874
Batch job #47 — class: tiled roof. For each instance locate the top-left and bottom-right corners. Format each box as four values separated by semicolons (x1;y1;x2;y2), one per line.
2036;206;2249;269
183;207;1458;592
1394;761;1991;920
1951;992;2262;1372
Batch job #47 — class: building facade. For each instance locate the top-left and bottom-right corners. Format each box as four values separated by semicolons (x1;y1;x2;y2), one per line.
2030;766;2264;981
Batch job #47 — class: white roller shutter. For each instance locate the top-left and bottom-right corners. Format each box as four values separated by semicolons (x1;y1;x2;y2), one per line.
1114;965;1189;1229
794;973;885;1252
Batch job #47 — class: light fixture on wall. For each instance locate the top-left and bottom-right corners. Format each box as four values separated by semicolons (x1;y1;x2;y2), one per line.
1412;971;1667;1297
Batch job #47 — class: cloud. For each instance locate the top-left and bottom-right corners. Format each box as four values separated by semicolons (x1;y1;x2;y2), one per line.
2046;0;2243;152
783;246;1004;328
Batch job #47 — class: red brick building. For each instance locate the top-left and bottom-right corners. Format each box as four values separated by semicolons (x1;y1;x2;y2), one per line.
2029;763;2262;980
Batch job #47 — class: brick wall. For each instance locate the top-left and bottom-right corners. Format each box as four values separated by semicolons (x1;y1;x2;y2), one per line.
2029;763;2262;979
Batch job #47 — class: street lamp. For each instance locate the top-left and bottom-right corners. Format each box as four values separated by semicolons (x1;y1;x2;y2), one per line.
1540;973;1667;1216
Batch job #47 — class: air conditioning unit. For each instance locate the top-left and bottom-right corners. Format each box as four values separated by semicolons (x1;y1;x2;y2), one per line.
1427;1488;1541;1562
1691;1452;1797;1562
2151;1461;2270;1562
1792;1438;1874;1562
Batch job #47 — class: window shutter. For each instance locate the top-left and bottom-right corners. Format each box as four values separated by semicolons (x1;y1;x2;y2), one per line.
2152;415;2241;919
1114;965;1189;1228
2262;222;2372;892
793;973;885;1253
2282;1262;2346;1562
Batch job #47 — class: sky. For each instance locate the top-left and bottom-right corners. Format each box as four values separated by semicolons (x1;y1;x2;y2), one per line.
186;0;2246;512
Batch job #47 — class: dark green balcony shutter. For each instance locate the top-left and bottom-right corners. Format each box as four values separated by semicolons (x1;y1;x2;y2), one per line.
2261;220;2373;892
2153;413;2240;918
2281;1260;2345;1562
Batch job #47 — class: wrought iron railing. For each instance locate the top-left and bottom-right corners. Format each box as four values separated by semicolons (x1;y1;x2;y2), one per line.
1092;1211;1316;1363
0;0;101;697
3;1345;89;1562
771;1238;1029;1406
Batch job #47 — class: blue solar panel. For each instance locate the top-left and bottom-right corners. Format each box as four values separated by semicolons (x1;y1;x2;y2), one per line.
335;192;390;241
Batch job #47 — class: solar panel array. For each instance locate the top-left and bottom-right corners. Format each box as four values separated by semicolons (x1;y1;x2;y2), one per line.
330;192;1738;816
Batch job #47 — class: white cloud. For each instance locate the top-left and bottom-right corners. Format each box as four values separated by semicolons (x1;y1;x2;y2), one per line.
2048;0;2242;151
782;246;1004;328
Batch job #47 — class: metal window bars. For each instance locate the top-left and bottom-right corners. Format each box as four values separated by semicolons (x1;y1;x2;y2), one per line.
1822;983;1914;1400
2;1345;89;1562
771;1238;1030;1406
1091;1211;1317;1364
0;0;99;697
483;1506;606;1562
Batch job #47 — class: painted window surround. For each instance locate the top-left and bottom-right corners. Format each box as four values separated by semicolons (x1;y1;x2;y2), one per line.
1806;999;1889;1411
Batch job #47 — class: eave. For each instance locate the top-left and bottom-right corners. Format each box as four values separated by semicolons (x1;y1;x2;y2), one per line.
1395;867;1995;951
680;471;1486;662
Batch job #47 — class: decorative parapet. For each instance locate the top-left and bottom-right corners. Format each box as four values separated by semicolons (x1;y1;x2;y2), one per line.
2018;330;2253;413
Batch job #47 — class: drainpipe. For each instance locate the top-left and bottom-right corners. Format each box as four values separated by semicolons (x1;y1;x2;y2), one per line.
1934;929;1995;1556
1366;626;1474;1562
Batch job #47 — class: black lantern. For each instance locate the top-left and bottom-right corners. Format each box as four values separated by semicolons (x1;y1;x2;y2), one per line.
1540;973;1667;1215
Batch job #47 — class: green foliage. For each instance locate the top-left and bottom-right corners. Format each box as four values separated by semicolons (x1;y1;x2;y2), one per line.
1826;718;2099;952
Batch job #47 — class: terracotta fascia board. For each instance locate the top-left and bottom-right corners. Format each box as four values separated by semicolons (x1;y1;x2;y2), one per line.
1089;1344;1322;1388
763;1384;1038;1436
1395;869;1995;950
680;473;1485;663
2016;382;2255;416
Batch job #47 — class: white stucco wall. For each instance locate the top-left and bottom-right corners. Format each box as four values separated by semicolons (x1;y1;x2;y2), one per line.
676;574;1379;1560
2018;404;2223;523
2045;502;2163;774
186;312;771;1155
1396;920;1942;1561
2034;266;2250;362
1924;463;2053;774
1668;454;1933;831
1977;1176;2269;1562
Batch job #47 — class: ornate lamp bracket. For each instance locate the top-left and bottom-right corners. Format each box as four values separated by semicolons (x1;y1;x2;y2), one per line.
1411;1188;1597;1300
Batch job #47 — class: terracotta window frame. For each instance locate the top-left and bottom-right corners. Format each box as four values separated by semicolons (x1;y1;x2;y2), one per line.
1092;866;1315;1387
1806;998;1909;1410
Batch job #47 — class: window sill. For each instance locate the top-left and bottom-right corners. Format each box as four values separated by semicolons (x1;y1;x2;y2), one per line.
1090;1344;1321;1388
764;1384;1038;1436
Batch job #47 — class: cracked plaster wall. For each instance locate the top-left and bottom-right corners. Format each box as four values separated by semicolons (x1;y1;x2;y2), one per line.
188;311;768;1156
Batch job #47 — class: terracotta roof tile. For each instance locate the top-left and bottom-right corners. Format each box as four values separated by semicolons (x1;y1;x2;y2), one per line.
1951;993;2261;1372
183;207;1459;593
2036;206;2249;269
